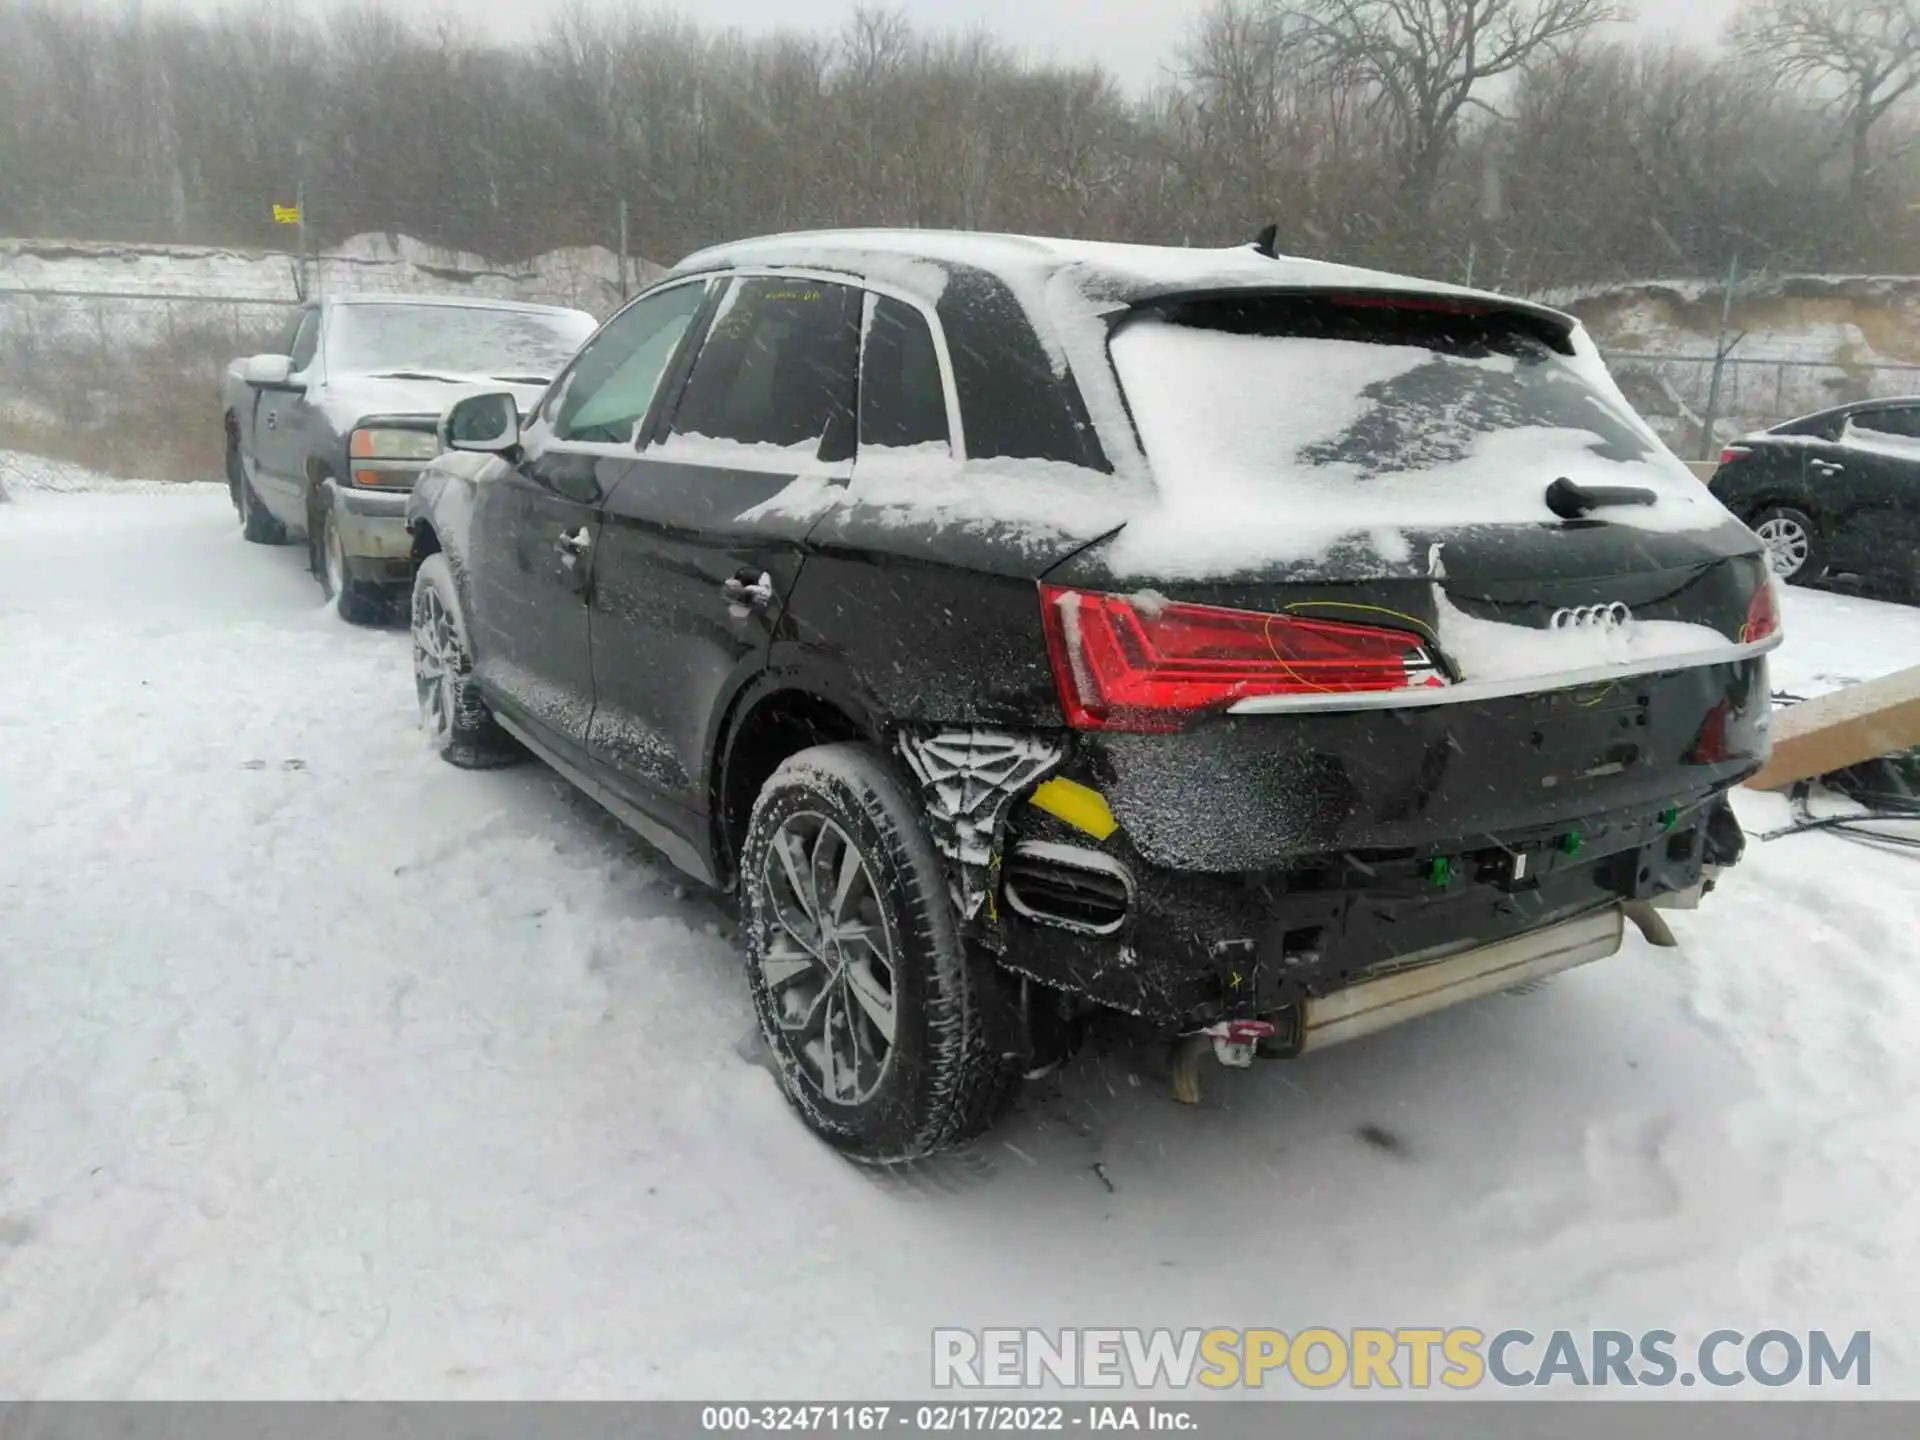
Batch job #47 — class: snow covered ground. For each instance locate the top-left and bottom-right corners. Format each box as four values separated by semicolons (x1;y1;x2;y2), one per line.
3;470;1918;1399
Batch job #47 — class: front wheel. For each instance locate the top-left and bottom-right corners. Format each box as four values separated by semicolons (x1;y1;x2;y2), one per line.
318;499;385;624
411;554;520;769
741;743;1022;1163
1750;504;1825;585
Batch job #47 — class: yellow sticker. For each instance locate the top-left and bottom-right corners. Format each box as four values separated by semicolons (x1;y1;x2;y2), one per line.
1028;777;1118;841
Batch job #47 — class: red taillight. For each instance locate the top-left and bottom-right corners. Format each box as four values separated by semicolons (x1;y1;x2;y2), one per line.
1038;585;1446;733
1741;576;1781;644
1719;445;1751;466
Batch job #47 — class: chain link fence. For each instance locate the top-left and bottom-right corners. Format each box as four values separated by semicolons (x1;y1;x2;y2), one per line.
7;276;1920;483
0;240;635;481
1603;351;1920;461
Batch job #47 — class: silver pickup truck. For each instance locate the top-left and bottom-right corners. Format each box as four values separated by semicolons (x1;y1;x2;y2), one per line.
223;293;598;621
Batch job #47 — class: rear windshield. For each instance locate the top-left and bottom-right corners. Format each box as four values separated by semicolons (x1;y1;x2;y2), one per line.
327;303;596;382
1109;294;1690;527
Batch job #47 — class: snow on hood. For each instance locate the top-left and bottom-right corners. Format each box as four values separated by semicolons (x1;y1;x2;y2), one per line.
314;372;551;430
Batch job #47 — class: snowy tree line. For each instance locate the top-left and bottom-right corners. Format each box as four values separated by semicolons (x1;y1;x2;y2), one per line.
1;0;1917;289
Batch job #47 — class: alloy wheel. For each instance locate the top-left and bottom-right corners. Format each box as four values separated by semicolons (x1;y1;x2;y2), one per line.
1754;515;1810;578
413;586;459;743
758;813;898;1105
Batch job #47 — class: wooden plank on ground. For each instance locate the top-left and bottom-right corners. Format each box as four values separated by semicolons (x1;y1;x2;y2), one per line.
1746;664;1920;791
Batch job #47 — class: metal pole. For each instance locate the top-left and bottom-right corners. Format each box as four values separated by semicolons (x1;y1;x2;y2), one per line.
1698;251;1739;460
296;180;315;300
618;199;630;302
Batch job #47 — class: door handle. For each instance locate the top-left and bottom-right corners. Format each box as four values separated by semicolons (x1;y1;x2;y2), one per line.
1812;461;1843;474
264;411;277;430
556;526;592;557
722;570;775;608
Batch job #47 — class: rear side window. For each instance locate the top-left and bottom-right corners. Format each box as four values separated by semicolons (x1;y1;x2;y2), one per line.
669;277;861;456
937;269;1105;468
859;295;949;452
1847;407;1920;445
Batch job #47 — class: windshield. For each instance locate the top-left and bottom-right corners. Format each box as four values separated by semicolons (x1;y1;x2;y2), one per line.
326;303;596;380
1109;294;1698;535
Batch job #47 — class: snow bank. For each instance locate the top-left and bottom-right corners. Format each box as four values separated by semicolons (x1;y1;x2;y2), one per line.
0;450;205;496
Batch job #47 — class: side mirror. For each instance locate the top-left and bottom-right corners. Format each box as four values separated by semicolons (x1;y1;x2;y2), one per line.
244;353;297;389
443;392;522;455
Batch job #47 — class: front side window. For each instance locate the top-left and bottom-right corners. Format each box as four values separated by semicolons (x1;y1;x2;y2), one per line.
270;308;306;356
859;295;950;453
549;282;709;445
668;277;861;455
289;311;321;372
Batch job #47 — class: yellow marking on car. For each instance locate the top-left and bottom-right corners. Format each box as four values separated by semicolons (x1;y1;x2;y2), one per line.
1028;777;1118;840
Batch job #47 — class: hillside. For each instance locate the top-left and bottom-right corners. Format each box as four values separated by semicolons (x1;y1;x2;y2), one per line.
0;232;662;314
0;234;664;479
1556;274;1920;455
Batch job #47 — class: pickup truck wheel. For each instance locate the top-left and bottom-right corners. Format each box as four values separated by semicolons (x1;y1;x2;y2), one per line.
234;446;286;545
411;554;520;769
318;501;384;625
741;743;1022;1163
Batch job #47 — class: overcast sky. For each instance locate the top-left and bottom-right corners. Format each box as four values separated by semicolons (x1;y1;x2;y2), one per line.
179;0;1742;91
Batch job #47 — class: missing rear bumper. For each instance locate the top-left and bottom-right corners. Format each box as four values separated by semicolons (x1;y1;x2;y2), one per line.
1285;904;1624;1055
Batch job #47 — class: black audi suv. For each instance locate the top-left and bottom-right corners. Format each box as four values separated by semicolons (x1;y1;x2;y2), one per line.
406;230;1780;1161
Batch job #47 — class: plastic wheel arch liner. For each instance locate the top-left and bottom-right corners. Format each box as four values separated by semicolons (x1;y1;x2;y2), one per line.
895;728;1067;923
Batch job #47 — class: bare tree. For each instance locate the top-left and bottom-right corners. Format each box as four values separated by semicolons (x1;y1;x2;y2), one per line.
1273;0;1621;233
1733;0;1920;207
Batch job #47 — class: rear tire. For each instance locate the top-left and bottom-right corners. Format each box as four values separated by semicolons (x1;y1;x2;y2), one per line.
741;743;1023;1163
411;553;520;769
318;499;385;625
1749;504;1824;585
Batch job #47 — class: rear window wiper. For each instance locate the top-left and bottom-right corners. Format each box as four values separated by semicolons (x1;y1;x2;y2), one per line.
1545;476;1658;519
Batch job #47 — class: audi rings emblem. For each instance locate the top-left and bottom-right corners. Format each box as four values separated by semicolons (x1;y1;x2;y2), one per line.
1549;602;1633;632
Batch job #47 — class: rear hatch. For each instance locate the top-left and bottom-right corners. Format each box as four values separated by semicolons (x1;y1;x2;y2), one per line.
1043;289;1780;871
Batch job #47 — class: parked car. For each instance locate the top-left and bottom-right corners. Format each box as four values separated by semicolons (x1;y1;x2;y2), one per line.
223;293;598;621
1710;397;1920;596
406;230;1779;1162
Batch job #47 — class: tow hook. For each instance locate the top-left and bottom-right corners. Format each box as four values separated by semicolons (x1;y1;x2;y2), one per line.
1170;1019;1276;1106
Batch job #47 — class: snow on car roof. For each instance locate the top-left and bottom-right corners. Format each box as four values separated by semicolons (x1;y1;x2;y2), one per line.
672;228;1575;325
